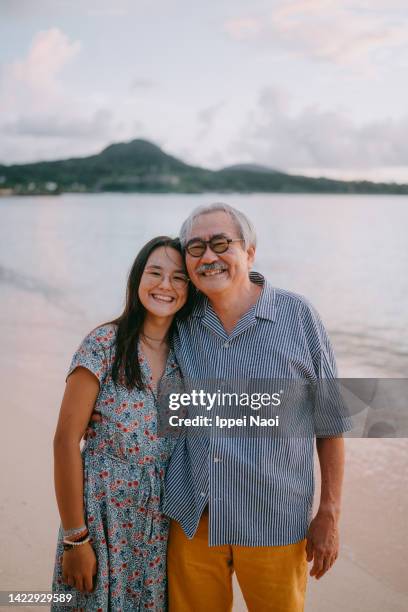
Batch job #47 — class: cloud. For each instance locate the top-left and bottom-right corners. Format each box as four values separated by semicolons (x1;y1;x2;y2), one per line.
87;8;127;17
197;102;224;127
231;86;408;173
224;17;262;41
1;0;44;17
130;78;158;91
3;109;114;139
0;27;81;114
196;102;225;141
224;0;408;66
0;28;121;162
7;27;80;86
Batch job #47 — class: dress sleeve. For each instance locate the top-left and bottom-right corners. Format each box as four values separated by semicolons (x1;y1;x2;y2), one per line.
67;329;110;385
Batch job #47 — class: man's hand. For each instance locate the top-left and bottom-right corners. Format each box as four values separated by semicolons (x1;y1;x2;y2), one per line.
306;510;339;579
83;411;102;440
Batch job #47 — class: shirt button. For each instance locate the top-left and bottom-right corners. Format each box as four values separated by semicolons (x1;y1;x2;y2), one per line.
223;342;230;348
200;492;206;497
214;457;222;463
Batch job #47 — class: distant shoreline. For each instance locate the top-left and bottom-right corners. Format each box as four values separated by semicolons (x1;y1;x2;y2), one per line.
1;138;408;196
2;188;408;197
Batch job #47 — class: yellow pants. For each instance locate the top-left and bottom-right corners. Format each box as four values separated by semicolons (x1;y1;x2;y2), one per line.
167;511;307;612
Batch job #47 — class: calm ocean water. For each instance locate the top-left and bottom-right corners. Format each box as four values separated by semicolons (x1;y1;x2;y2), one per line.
1;192;407;378
0;193;407;609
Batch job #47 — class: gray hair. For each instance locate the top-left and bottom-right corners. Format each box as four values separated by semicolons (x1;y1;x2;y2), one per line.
179;203;257;249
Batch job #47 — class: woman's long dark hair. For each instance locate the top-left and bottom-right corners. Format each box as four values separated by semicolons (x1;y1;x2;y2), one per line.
109;236;194;390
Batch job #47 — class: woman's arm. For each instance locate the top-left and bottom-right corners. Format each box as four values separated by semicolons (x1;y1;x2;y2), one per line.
53;366;100;592
54;367;99;528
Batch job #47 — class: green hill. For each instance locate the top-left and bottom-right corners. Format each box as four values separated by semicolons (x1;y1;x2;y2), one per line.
1;138;407;195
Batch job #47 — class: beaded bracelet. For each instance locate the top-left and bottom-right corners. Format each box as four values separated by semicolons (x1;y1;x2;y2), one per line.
63;529;89;543
63;535;90;551
63;525;87;538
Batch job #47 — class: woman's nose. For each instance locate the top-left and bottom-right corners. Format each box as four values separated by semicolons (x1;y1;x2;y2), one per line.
157;273;172;289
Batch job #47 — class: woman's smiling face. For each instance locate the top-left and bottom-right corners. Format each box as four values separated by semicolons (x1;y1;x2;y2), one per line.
138;246;189;318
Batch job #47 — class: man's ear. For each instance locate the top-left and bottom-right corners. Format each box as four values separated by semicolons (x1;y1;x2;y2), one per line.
247;245;256;269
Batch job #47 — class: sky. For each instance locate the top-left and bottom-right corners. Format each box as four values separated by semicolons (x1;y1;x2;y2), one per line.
1;0;408;181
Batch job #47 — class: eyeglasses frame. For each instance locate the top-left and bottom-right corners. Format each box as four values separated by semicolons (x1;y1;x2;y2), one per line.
184;236;245;258
143;269;190;288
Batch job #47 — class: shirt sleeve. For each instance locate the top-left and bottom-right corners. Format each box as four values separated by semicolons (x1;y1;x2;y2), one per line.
301;301;353;437
67;328;110;385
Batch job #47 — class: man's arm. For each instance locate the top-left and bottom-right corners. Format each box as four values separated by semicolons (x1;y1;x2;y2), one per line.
306;436;345;579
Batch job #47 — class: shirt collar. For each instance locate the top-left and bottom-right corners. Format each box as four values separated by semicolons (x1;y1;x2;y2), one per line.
191;271;276;322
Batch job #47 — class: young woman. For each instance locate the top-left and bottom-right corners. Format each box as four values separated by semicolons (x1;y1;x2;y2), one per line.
51;236;193;611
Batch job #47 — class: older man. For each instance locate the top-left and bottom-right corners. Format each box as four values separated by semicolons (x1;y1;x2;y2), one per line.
164;203;350;612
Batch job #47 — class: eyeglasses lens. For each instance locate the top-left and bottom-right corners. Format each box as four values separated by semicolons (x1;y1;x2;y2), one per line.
211;238;229;253
187;243;206;257
172;274;189;288
187;237;229;257
145;270;188;288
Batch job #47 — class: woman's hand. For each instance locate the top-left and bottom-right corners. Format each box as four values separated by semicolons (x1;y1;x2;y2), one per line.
62;542;97;593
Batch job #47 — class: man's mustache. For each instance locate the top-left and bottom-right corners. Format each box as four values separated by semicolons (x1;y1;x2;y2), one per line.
196;262;228;274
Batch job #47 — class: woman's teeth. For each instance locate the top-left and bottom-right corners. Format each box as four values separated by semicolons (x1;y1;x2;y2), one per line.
151;294;174;302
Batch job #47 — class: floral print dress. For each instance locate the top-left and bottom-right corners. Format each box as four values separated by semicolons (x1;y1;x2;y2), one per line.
51;324;180;611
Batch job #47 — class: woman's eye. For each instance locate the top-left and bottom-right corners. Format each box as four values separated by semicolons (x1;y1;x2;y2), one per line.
148;271;161;276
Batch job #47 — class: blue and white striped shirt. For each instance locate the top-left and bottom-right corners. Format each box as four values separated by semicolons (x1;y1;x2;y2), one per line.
163;272;351;546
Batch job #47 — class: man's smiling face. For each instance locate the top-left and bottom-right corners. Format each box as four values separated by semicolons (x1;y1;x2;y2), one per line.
184;211;255;299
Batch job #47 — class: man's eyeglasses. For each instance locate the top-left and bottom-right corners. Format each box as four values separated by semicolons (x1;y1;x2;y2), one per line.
185;235;244;258
143;269;189;289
